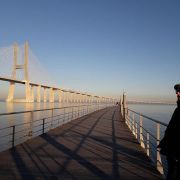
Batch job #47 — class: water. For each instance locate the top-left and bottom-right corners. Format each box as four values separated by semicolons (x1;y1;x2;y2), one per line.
0;101;75;127
127;103;176;174
0;101;109;152
128;103;176;124
127;103;176;143
0;102;176;138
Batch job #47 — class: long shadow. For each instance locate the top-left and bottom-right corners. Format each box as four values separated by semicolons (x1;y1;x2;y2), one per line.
40;148;78;180
11;143;78;180
88;134;160;171
111;108;120;179
10;148;36;180
23;143;60;179
21;144;49;180
7;108;109;180
31;109;101;152
41;133;111;180
56;108;109;175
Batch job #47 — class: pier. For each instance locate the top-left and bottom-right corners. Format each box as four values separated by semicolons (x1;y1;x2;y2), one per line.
0;106;164;179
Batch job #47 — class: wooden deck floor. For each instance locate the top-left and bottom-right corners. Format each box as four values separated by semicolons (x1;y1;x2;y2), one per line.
0;106;164;180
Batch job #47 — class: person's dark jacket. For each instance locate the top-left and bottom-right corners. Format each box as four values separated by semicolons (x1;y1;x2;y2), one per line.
158;102;180;159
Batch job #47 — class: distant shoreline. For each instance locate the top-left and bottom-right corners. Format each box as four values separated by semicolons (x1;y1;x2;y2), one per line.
128;101;176;105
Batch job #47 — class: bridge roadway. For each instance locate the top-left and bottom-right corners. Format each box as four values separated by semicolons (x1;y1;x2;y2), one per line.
0;107;164;180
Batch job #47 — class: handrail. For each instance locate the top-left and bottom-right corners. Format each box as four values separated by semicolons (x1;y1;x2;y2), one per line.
0;104;94;116
122;105;168;176
0;103;113;152
127;108;168;127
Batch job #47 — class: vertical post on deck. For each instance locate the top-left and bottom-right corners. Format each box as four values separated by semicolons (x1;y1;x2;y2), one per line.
156;123;164;174
119;97;122;114
123;92;126;121
51;108;54;128
12;125;15;148
28;111;33;137
140;115;145;148
135;122;138;139
132;113;135;135
42;118;45;134
147;132;150;157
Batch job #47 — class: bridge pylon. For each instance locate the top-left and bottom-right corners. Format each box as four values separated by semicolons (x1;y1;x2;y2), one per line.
6;41;34;102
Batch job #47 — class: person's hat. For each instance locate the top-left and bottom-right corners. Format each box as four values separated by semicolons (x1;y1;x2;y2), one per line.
174;84;180;91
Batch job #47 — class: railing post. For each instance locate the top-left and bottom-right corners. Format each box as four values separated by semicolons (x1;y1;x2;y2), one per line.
126;110;129;128
125;109;128;127
135;122;138;139
140;115;145;149
132;113;135;135
156;123;164;174
42;118;45;134
28;111;33;137
78;106;80;118
12;125;15;148
123;93;126;121
127;109;130;128
71;107;74;120
87;105;89;114
51;109;54;128
146;132;150;157
63;108;65;124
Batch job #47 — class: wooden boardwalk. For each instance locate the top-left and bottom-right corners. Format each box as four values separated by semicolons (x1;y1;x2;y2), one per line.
0;107;164;180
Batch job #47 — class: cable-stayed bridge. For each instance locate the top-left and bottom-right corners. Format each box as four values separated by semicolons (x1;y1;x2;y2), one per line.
0;42;116;103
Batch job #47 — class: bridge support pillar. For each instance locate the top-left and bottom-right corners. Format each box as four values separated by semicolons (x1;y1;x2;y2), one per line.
76;93;79;103
31;85;34;102
68;92;71;103
70;93;73;103
58;90;62;103
63;92;66;103
67;92;69;103
80;94;82;103
6;83;15;102
75;93;77;103
6;42;32;103
37;85;41;102
43;88;47;102
25;82;34;102
49;88;54;102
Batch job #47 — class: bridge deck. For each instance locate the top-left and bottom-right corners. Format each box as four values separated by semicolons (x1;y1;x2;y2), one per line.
0;107;164;180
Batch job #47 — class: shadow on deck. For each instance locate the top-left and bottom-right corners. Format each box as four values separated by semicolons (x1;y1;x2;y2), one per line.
0;107;164;179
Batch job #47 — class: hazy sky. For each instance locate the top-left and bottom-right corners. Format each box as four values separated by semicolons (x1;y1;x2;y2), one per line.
0;0;179;101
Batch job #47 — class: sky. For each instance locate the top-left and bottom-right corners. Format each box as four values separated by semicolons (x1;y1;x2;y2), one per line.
0;0;180;102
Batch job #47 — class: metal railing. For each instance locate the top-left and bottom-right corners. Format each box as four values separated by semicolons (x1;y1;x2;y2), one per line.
0;103;112;152
123;107;168;176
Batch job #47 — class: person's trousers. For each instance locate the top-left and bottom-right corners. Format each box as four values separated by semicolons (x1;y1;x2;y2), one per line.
166;156;180;180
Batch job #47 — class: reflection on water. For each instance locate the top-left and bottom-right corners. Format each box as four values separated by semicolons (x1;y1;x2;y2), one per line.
0;102;94;127
0;101;109;152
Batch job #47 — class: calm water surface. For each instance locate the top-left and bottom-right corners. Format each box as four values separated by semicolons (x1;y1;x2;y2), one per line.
0;101;176;121
128;103;176;124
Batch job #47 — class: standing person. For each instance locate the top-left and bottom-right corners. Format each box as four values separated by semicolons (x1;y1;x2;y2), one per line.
157;84;180;179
